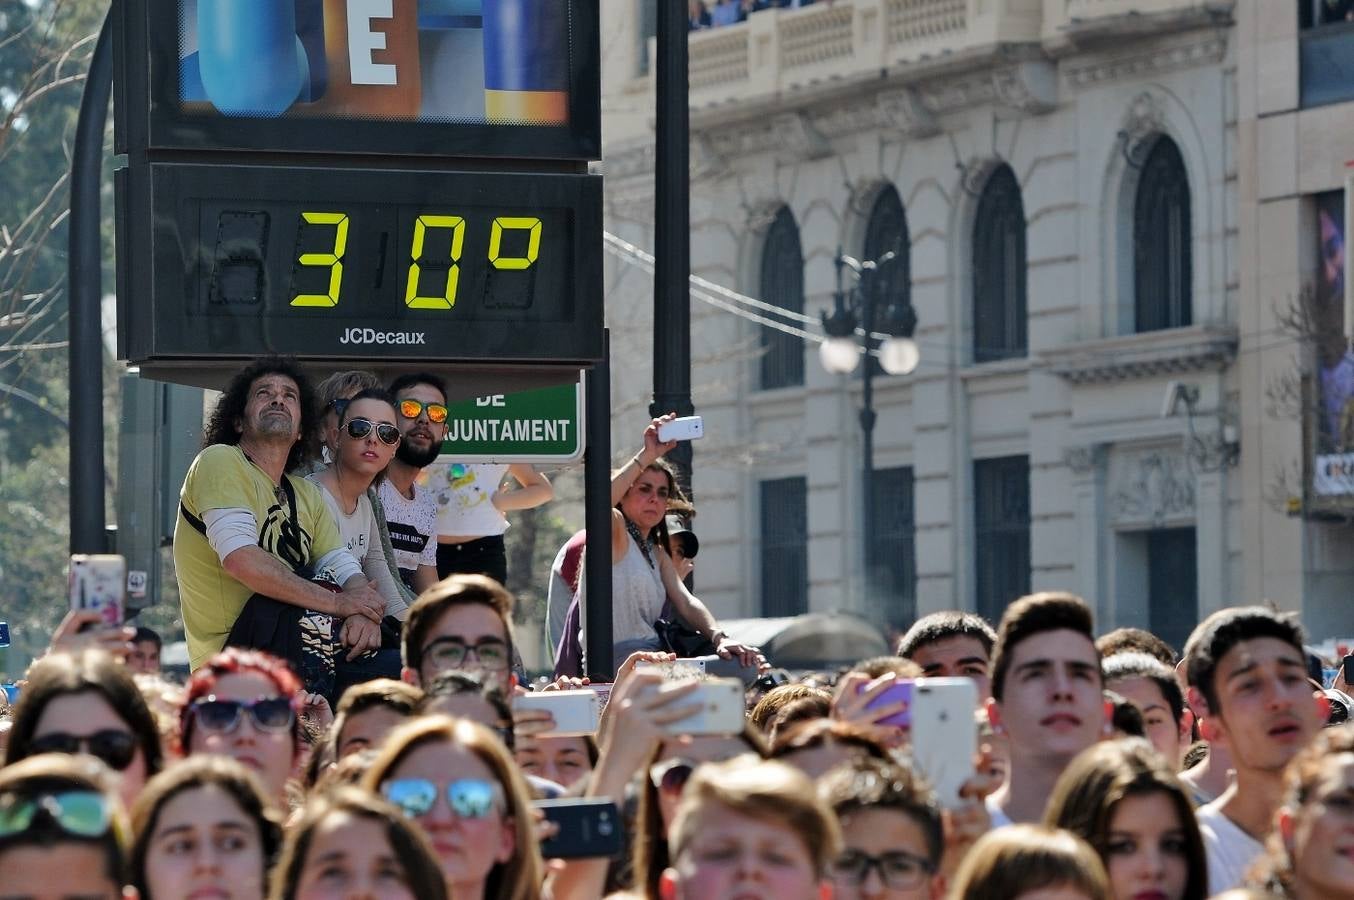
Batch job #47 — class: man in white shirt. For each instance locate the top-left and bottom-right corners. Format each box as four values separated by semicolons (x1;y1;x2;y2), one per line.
1183;607;1328;892
984;592;1109;826
380;373;447;595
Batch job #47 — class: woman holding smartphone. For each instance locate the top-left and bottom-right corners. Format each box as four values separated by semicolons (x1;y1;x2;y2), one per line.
602;415;761;671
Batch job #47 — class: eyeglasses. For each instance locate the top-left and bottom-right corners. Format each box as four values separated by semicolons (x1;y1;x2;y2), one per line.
191;696;295;735
344;417;401;446
0;791;112;839
422;637;510;672
397;398;449;424
382;778;503;820
832;850;933;889
28;730;138;772
649;759;696;794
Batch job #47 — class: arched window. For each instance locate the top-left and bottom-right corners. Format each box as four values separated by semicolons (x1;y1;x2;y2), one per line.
973;165;1027;362
1134;137;1192;332
759;207;804;390
862;186;911;376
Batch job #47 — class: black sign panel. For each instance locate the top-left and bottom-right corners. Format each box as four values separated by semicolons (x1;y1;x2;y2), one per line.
117;162;603;364
114;0;601;160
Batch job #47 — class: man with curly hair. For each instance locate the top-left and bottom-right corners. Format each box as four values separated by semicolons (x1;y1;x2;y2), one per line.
173;358;387;678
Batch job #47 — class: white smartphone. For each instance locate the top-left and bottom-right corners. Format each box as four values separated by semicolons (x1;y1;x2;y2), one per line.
68;554;127;628
908;678;978;809
512;689;602;737
661;677;744;736
657;415;704;442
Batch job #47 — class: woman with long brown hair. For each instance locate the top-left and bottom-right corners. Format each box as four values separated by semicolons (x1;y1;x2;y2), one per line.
362;716;542;900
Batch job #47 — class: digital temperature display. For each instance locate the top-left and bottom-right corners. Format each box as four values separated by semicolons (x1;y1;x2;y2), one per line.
117;162;603;364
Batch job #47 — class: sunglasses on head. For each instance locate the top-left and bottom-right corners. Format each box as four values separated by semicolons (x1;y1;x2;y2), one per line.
191;696;295;735
382;778;503;820
28;730;137;772
397;399;448;424
649;759;696;794
344;417;401;446
0;791;112;840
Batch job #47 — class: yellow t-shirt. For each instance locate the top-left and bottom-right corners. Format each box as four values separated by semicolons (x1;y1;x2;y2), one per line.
174;445;343;670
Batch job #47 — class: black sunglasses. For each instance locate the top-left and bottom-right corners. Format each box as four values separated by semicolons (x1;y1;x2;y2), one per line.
28;730;138;772
344;418;401;446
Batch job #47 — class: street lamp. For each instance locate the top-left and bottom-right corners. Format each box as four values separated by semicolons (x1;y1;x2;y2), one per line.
819;247;919;615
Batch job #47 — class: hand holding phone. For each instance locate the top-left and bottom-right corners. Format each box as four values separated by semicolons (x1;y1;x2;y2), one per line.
513;690;602;737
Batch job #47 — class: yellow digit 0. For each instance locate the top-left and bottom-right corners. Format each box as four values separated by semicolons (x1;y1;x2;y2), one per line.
291;212;349;307
405;215;465;309
488;217;542;270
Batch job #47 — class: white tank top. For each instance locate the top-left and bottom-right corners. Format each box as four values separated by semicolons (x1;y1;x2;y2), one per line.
610;533;666;644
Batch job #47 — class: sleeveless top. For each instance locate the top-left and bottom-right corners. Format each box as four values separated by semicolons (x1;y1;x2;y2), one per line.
611;532;666;644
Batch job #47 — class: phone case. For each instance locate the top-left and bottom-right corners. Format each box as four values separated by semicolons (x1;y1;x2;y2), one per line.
657;416;703;442
68;555;126;628
664;677;744;735
858;679;913;728
512;689;601;736
535;798;624;859
908;678;978;809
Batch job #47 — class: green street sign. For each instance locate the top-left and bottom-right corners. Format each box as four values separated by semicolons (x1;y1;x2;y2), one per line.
437;382;585;464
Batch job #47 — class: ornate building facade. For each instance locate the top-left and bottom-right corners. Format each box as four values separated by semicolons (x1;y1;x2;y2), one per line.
596;1;1351;643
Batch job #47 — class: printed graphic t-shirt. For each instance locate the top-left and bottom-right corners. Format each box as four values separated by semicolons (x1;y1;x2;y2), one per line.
175;445;342;670
379;479;439;584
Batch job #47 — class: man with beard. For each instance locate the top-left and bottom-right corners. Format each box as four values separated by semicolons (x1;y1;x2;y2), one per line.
381;372;448;594
174;358;387;675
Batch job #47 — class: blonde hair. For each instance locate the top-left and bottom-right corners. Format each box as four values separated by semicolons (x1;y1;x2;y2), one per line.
949;825;1111;900
668;757;841;878
362;716;542;900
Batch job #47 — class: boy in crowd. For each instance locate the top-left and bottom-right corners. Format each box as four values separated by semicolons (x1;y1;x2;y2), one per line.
1103;651;1194;770
1183;606;1328;892
822;756;944;900
985;592;1108;826
126;626;162;675
660;756;840;900
401;573;518;694
896;611;996;702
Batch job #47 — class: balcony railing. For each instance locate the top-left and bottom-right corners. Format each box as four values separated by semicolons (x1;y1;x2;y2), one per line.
679;0;1223;107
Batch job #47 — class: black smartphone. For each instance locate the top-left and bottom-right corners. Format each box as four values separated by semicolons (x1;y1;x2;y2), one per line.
534;798;624;860
1343;653;1354;683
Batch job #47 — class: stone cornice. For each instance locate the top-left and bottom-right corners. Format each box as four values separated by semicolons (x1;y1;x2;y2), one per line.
1058;29;1229;89
1041;325;1238;386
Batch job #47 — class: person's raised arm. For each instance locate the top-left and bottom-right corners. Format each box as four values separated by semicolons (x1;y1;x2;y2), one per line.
493;465;554;512
657;549;763;668
610;414;677;507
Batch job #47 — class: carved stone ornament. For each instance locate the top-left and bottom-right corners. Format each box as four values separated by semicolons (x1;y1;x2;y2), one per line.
1120;91;1168;147
1064;444;1108;476
876;87;940;139
991;60;1058;116
771;111;832;163
690;133;727;179
1111;450;1195;527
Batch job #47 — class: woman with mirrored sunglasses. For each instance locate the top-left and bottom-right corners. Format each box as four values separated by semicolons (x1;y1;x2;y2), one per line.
5;649;163;813
180;649;303;805
306;388;409;687
130;755;283;900
271;787;447;900
0;753;132;900
363;715;543;900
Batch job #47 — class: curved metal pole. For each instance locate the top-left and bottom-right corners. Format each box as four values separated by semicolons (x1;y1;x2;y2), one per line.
69;12;112;553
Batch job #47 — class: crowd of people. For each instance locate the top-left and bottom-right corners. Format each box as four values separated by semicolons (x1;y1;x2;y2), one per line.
687;0;824;31
3;354;1354;898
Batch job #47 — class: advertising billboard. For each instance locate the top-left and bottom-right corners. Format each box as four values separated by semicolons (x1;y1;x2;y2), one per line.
1310;189;1354;502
